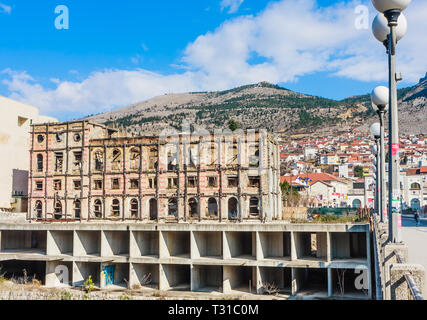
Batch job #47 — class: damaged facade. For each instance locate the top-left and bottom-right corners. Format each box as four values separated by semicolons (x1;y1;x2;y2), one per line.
28;120;282;222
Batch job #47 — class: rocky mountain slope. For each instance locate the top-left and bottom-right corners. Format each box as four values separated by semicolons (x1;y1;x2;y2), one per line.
85;76;426;135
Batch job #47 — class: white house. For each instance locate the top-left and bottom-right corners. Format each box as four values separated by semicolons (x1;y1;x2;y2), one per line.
0;96;57;211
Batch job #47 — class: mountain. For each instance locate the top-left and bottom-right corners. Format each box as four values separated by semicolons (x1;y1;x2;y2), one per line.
85;77;427;136
354;73;427;135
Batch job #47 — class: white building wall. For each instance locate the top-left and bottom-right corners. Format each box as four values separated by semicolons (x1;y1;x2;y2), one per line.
0;96;57;209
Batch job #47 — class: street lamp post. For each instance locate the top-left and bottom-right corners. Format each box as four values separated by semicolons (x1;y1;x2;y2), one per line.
372;0;410;243
371;122;384;222
371;87;389;224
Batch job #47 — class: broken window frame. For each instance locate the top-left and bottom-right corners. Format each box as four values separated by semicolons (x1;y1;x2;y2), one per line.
111;199;120;217
248;176;260;188
74;199;81;219
73;180;82;190
37;154;44;172
187;176;197;188
207;176;218;188
94;150;104;171
129;148;140;170
249;197;260;216
227;176;239;188
111;149;122;171
130;179;139;190
53;179;62;191
94;199;102;218
130;198;138;218
73;151;83;171
94;180;103;190
167;177;178;189
55;152;64;173
35;181;43;191
111;178;120;190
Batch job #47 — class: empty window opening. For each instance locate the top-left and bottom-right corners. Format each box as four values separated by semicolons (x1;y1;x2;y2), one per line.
74;199;81;219
207;198;218;217
54;201;63;220
37;154;43;172
35;200;43;219
130;179;139;190
94;199;102;218
130;199;138;218
249;197;260;216
55;153;63;172
111;199;120;217
74;133;81;142
73;151;82;171
111;178;120;190
168;178;178;189
187;176;197;188
130;148;140;170
37;135;44;143
168;198;178;217
249;144;260;167
188;198;199;218
94;150;104;171
149;147;158;170
112;149;122;171
148;178;157;189
208;176;218;188
53;180;62;191
94;180;103;190
56;133;62;142
167;149;177;171
149;198;157;220
35;181;43;191
227;176;238;188
228;197;239;219
74;180;81;190
248;176;260;188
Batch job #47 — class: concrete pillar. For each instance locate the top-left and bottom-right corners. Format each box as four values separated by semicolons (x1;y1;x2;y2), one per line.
222;266;232;294
159;264;168;291
223;232;231;260
384;243;408;300
390;264;425;300
190;265;199;292
255;232;263;261
100;231;108;257
255;266;262;294
290;232;297;261
327;268;333;297
326;232;331;262
291;267;299;295
159;231;168;259
129;263;138;289
46;230;55;255
190;231;199;260
129;231;138;257
0;230;2;251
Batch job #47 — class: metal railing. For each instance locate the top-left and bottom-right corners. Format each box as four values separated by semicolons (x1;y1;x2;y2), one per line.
394;250;424;300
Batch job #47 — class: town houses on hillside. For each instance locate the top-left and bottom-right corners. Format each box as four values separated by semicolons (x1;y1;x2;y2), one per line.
279;131;427;212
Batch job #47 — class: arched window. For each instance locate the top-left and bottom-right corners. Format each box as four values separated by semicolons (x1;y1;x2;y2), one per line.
94;199;102;218
168;198;178;217
111;199;120;217
411;198;421;210
410;183;421;190
228;197;239;219
112;149;121;170
188;198;198;218
249;197;260;216
207;198;218;217
54;201;63;220
130;148;140;170
74;200;81;219
149;198;157;220
37;154;43;172
352;199;362;209
35;201;43;219
94;150;104;171
130;199;139;218
149;148;158;170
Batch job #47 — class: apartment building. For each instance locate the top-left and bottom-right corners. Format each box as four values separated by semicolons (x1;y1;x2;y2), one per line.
28;120;282;222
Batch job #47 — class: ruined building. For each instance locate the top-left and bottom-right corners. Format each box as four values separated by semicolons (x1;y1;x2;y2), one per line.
28;120;282;222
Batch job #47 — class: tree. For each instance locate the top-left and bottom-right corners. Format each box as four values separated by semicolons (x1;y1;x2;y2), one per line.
354;165;364;178
228;119;241;131
280;181;301;207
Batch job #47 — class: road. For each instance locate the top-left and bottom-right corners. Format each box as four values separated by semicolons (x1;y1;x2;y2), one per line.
401;215;427;294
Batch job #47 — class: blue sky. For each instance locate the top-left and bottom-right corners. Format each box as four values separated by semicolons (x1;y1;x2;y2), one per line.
0;0;426;121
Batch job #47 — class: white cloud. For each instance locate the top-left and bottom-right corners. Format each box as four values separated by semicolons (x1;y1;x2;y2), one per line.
0;2;11;14
220;0;244;14
2;0;427;119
